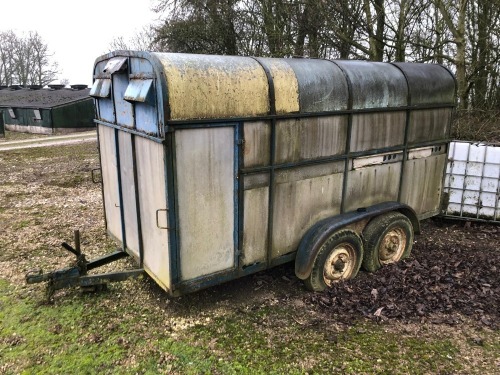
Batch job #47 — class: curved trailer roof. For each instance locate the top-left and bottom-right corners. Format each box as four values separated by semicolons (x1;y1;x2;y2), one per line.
92;51;456;123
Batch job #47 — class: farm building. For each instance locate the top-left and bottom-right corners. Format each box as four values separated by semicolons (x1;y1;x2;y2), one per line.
0;109;4;138
0;84;95;134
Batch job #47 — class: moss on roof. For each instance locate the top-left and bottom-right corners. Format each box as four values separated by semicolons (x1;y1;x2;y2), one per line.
0;88;91;109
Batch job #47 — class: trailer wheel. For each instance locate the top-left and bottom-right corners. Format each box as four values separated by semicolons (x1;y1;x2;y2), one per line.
362;212;414;272
305;230;363;292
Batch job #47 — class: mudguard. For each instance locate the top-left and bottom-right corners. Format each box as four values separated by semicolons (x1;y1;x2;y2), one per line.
295;202;419;280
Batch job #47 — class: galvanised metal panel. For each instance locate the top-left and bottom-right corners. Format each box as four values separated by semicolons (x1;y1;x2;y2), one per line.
113;73;134;128
401;147;447;218
334;61;408;109
285;59;349;112
254;58;300;114
95;95;115;124
98;125;122;242
350;111;406;152
153;53;269;120
175;127;235;280
243;121;271;168
344;161;402;212
135;137;171;290
393;63;455;105
93;60;115;124
275;116;348;164
129;57;158;135
117;131;140;256
242;173;270;266
408;108;452;144
272;162;344;258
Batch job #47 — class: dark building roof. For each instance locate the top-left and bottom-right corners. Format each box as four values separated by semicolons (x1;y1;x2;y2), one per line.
0;87;91;109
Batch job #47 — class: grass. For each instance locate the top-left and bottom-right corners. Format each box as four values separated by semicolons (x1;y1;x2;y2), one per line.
0;278;476;374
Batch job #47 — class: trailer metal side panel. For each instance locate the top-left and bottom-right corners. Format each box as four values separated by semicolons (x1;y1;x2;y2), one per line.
135;137;171;289
350;112;406;152
175;127;236;280
98;125;122;242
275;116;348;164
272;162;344;258
401;149;447;217
243;121;271;168
408;108;452;144
242;179;269;266
117;131;140;256
345;161;402;212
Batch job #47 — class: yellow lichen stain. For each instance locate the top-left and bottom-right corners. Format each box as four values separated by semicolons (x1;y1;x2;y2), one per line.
156;54;270;120
262;59;300;114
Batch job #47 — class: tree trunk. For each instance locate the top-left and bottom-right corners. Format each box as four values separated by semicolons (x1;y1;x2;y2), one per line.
436;0;468;109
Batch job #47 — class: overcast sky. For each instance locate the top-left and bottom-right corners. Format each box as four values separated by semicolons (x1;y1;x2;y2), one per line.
1;0;159;86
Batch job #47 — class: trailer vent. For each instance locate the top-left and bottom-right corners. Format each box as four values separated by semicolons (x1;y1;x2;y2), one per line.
124;79;153;104
90;79;112;98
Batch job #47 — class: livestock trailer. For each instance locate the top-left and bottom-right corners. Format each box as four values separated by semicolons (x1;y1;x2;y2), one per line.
27;51;456;297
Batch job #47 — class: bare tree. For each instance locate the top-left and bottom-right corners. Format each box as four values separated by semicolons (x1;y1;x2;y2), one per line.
0;30;58;86
28;32;59;86
108;26;163;52
0;31;17;86
147;0;500;112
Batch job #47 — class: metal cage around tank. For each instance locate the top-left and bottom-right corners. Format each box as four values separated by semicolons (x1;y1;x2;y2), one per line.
89;51;456;296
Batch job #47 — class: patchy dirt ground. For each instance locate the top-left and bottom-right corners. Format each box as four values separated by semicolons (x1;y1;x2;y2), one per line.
0;131;499;374
308;220;499;328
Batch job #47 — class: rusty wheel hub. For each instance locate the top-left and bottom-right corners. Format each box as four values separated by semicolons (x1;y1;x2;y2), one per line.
379;227;406;264
323;244;356;286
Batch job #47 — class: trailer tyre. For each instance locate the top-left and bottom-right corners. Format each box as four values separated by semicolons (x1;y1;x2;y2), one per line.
305;230;363;292
362;212;414;272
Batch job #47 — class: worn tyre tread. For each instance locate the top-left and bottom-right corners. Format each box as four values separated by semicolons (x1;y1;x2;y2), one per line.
362;212;414;273
305;229;364;292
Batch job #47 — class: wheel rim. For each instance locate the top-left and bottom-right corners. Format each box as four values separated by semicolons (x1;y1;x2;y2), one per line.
379;227;407;264
323;244;356;286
